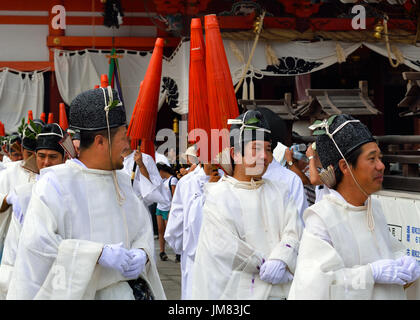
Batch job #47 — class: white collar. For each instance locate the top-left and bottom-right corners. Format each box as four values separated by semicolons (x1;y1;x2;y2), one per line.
223;175;264;190
328;188;369;208
71;158;87;168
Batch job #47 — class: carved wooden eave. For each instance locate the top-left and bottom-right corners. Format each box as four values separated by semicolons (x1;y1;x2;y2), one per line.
398;72;420;117
238;93;299;120
296;81;381;120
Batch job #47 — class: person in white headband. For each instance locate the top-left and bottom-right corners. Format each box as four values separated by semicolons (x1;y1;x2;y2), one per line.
191;110;303;300
7;88;166;300
0;122;67;298
0;120;44;278
289;114;420;300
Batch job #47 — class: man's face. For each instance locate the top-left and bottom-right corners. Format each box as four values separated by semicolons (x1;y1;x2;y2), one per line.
36;149;64;170
235;140;272;178
10;148;23;161
22;147;34;161
109;126;130;170
351;142;385;195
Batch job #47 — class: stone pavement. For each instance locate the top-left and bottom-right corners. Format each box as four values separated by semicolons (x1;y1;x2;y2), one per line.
154;238;182;300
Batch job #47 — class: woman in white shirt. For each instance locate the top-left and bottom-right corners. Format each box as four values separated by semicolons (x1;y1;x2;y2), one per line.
156;162;178;261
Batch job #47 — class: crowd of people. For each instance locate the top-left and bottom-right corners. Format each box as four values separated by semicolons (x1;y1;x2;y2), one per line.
0;86;418;300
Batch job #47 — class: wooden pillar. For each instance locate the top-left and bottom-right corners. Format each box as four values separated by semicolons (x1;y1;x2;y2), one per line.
415;118;420;150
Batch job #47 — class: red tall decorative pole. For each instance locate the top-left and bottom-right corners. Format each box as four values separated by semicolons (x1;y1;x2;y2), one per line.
205;14;239;162
188;18;211;163
127;38;164;160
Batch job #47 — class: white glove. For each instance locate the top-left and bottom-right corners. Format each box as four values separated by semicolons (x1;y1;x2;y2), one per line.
259;259;289;284
98;242;131;275
6;190;17;206
6;191;22;222
396;255;420;284
369;259;412;285
122;248;148;279
279;269;294;283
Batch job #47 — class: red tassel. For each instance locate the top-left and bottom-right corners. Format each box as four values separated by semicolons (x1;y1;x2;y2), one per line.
0;121;5;137
100;74;109;88
48;113;54;124
59;103;69;130
27;110;33;123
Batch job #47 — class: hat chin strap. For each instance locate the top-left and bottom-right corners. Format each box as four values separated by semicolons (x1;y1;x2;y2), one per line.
102;86;129;248
325;119;375;232
101;87;126;205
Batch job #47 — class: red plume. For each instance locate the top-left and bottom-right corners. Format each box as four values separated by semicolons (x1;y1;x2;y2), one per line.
59;103;69;130
48;113;54;124
0;121;5;137
101;74;109;88
27;110;33;123
40;112;46;123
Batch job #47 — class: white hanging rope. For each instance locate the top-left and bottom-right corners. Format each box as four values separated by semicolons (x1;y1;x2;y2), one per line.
383;15;405;68
234;11;266;94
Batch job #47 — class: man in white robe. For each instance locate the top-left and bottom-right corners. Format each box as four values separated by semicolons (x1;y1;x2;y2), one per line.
164;145;201;260
191;110;303;300
0;123;66;299
288;114;420;300
7;87;165;300
0;121;44;262
122;147;168;240
256;107;309;224
164;162;221;299
122;148;165;207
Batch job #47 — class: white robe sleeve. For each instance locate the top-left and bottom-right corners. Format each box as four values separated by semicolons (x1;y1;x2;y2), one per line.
130;198;167;300
6;173;104;300
183;192;205;260
0;214;20;299
289;174;309;226
267;196;302;273
191;194;265;300
288;230;376;300
6;176;66;299
132;155;167;207
33;239;103;300
164;178;187;255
